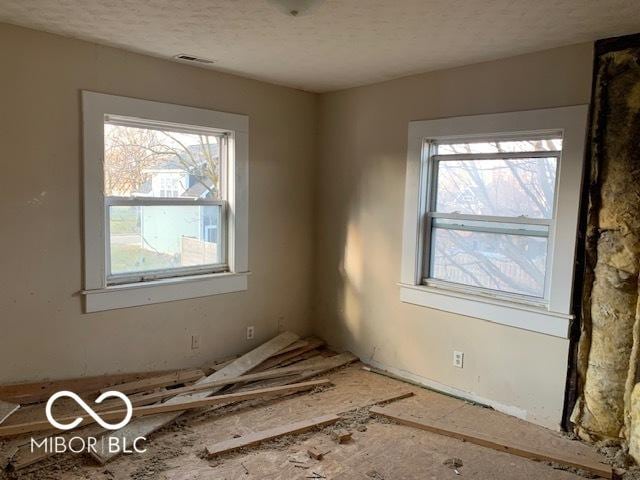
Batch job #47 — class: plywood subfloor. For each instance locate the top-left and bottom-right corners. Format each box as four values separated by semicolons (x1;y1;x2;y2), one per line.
4;364;608;479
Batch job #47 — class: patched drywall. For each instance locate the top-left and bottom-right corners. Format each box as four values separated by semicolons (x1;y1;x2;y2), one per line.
0;23;317;383
314;43;594;430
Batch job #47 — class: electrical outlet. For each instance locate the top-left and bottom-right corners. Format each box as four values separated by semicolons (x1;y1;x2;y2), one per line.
191;335;200;350
246;326;255;340
453;350;464;368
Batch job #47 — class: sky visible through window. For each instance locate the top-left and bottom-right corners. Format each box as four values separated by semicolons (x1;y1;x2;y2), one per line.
429;138;561;298
104;123;223;277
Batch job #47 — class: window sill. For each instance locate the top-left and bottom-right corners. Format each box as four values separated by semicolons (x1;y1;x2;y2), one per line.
398;283;571;338
83;272;249;312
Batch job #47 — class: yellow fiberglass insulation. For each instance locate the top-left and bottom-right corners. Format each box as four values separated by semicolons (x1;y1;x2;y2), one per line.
572;43;640;456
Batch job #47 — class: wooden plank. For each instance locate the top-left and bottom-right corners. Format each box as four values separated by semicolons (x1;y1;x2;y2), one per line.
9;424;106;471
332;428;352;443
0;370;172;405
274;340;309;355
100;369;204;395
370;406;612;480
0;379;330;438
91;331;300;463
254;339;325;372
201;355;240;375
110;363;315;407
201;340;307;375
307;447;324;460
201;340;308;376
235;352;358;393
366;391;414;406
0;400;19;426
10;369;344;471
14;359;386;472
206;414;340;458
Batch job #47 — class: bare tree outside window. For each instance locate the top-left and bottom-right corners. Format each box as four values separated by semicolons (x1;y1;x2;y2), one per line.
103;123;226;279
427;138;561;298
104;124;221;199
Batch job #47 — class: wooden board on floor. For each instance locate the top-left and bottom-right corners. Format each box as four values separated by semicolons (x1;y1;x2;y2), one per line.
253;338;324;372
112;363;316;406
234;352;358;392
91;331;300;464
274;340;309;355
0;400;19;426
0;379;330;438
370;406;613;479
201;356;240;375
9;424;106;471
206;413;341;458
0;370;172;405
100;369;204;395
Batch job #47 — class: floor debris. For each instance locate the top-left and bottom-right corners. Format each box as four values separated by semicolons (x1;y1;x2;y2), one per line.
0;338;617;480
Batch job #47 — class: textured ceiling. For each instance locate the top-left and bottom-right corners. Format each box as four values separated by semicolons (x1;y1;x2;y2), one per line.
1;0;639;92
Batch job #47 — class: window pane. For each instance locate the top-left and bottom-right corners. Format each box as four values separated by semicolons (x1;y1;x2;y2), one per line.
104;123;222;200
436;138;562;154
109;205;222;276
430;228;547;297
435;157;557;218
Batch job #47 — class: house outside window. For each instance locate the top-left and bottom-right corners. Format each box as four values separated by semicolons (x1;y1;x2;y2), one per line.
82;92;249;312
399;106;589;338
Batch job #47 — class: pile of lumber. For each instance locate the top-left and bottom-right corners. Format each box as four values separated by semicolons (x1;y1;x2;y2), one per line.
0;332;358;471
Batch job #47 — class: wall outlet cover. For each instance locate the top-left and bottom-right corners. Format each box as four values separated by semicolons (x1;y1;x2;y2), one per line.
453;350;464;368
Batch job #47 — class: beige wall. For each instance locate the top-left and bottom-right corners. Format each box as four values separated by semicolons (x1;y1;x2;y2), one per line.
0;22;596;429
0;24;317;383
314;43;593;429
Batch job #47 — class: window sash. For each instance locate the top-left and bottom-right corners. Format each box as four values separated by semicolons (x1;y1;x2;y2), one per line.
105;198;228;285
103;115;229;284
422;139;559;301
105;115;230;138
105;197;224;207
432;150;561;161
431;217;549;237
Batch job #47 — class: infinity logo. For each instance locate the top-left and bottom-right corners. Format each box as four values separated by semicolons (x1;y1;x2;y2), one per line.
45;391;133;431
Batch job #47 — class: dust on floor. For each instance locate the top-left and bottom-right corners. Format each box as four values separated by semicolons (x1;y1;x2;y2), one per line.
3;364;611;480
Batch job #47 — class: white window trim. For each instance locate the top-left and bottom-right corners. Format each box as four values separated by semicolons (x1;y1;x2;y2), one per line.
399;105;589;338
82;91;249;312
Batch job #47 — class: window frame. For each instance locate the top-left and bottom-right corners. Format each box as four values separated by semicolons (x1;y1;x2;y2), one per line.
399;106;589;338
421;133;562;303
82;92;249;312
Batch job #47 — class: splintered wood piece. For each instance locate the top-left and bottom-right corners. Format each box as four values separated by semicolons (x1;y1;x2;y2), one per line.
307;447;325;460
107;364;314;407
91;331;300;463
0;371;173;405
254;338;325;372
275;340;309;355
206;414;341;458
101;369;205;395
370;406;612;479
235;352;358;392
0;379;331;438
0;401;19;426
332;428;352;443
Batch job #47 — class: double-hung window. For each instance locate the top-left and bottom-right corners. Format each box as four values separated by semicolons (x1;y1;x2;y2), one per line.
82;92;249;312
424;135;561;299
400;106;589;337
